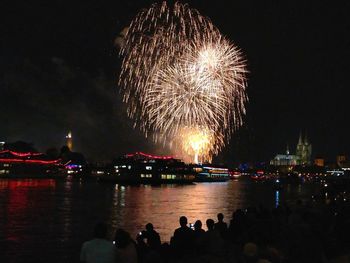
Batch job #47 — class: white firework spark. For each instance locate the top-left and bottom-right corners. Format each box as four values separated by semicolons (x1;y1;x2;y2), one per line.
119;1;247;163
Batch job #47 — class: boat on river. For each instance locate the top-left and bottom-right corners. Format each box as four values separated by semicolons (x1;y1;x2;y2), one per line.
193;165;230;182
96;152;230;185
97;152;195;184
0;150;63;178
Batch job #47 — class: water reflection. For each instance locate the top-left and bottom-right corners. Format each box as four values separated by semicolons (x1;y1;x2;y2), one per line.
61;180;73;242
275;190;280;208
109;184;127;231
0;179;321;263
107;181;246;241
0;179;57;262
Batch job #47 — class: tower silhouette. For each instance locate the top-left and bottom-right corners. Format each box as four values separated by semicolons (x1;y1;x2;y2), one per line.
296;130;312;165
65;131;73;151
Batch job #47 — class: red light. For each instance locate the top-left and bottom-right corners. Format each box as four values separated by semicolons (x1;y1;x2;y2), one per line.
0;150;43;157
126;152;173;160
0;158;61;165
0;150;60;165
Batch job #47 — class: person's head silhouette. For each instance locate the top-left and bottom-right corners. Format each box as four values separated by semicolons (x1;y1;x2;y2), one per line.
217;213;224;222
146;223;153;231
206;219;215;230
94;222;108;239
179;216;188;227
194;220;202;230
114;228;131;248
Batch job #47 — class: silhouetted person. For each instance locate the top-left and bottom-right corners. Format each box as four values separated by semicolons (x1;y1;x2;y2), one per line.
171;216;194;257
229;209;247;242
136;231;149;262
194;220;205;238
202;219;224;256
144;223;161;250
80;222;115;263
193;220;206;253
214;213;228;238
114;228;138;263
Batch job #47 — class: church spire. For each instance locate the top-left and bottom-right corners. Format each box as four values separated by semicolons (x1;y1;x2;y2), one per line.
298;130;303;145
286;143;290;155
304;130;309;145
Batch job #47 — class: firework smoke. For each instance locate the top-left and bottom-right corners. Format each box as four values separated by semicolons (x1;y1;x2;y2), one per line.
119;1;247;163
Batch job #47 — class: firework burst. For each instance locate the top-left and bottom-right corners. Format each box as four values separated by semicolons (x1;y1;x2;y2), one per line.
119;1;247;163
176;126;224;164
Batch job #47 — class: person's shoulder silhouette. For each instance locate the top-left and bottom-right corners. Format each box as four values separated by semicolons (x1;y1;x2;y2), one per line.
145;223;161;250
214;213;228;237
172;216;194;255
114;228;138;263
80;222;115;263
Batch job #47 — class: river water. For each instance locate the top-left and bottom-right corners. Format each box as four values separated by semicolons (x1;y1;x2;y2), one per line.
0;178;321;263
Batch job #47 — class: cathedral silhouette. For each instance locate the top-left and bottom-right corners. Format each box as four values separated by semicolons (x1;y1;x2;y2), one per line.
270;131;312;166
296;131;312;165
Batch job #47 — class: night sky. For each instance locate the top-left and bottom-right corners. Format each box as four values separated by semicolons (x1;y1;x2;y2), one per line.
1;0;349;164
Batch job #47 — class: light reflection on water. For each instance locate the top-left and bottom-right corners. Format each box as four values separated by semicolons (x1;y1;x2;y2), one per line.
275;190;280;207
0;178;320;263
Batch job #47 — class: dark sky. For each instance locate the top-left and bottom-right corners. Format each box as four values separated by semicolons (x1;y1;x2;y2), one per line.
1;0;349;164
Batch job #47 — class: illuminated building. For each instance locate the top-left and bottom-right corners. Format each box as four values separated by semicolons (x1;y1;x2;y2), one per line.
271;131;312;166
0;142;4;151
60;145;87;175
336;154;347;167
0;150;61;176
103;152;230;183
108;152;195;183
335;154;350;171
65;131;73;151
314;157;325;167
270;145;300;166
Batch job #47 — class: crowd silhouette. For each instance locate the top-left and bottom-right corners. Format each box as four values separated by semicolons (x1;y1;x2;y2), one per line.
81;197;350;263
